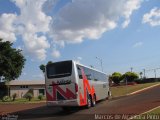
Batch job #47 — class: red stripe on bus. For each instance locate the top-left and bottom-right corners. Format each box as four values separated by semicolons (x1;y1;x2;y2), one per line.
46;90;53;101
79;68;96;106
51;81;76;100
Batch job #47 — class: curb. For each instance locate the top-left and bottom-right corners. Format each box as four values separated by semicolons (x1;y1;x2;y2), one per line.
141;106;160;114
129;106;160;120
127;83;160;96
111;83;160;100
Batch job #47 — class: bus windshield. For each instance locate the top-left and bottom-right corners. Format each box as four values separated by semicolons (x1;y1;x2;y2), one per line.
46;61;72;78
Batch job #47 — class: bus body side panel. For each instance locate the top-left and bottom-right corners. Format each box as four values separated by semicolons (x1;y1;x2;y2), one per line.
92;81;109;100
76;66;96;106
76;64;110;106
74;62;86;106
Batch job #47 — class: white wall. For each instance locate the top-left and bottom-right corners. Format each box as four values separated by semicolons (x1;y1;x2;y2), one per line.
10;85;45;98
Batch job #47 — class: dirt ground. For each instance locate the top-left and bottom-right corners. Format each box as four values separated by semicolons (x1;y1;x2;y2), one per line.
0;102;45;115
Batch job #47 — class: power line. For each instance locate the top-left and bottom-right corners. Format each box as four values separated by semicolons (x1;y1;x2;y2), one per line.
139;67;160;78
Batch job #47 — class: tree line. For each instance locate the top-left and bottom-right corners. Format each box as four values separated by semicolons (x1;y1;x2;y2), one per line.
109;72;139;84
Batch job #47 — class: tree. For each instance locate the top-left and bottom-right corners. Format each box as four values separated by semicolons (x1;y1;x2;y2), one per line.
139;72;143;79
110;72;122;84
39;61;53;73
0;39;25;81
39;64;45;73
38;94;43;100
12;93;17;101
25;93;33;101
122;72;139;82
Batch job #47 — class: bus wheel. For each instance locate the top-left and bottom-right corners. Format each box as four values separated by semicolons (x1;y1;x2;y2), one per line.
91;95;96;107
108;91;112;100
86;95;92;108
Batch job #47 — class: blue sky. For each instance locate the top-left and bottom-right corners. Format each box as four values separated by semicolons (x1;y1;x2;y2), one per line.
0;0;160;80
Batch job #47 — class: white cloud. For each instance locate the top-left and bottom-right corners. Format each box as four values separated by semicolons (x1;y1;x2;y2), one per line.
50;0;142;43
0;0;143;61
142;7;160;26
51;49;61;58
122;19;130;28
75;57;82;63
16;46;23;50
122;0;142;28
0;0;53;61
0;13;17;42
133;42;143;48
13;0;52;61
77;57;82;61
23;34;50;60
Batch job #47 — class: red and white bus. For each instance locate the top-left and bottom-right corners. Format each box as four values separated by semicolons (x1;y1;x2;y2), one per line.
45;60;110;108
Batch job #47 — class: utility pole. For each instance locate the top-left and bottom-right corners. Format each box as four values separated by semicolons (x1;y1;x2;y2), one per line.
96;57;103;72
143;69;146;78
130;67;133;72
154;69;156;78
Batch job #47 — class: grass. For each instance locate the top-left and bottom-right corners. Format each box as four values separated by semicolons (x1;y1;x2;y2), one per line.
132;107;160;120
145;107;160;114
111;82;160;98
0;97;46;104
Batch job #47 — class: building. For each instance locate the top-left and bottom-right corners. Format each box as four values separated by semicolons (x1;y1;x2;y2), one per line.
9;80;45;98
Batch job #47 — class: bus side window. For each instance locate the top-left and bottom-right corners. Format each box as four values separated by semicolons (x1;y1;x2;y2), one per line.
84;68;92;80
77;66;83;79
90;69;95;81
93;71;99;81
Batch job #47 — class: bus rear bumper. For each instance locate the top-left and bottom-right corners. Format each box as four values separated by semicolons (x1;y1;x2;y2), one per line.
46;99;79;106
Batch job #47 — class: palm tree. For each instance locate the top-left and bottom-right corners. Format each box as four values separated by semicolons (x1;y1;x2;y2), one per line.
139;72;143;79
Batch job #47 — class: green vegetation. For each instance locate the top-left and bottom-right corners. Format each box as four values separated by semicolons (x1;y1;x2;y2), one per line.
146;107;160;114
2;96;11;102
0;97;46;104
132;107;160;120
110;72;122;84
0;39;26;81
39;61;53;73
24;93;33;101
38;94;44;100
122;72;139;82
111;82;159;97
110;71;139;84
12;93;17;101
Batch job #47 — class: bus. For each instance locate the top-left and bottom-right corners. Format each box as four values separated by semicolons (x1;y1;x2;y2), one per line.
45;60;111;108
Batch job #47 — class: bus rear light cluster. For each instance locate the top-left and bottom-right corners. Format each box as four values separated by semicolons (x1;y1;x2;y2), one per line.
75;83;78;93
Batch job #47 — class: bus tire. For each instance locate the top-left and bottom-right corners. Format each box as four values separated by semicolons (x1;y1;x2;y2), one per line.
91;94;96;107
86;95;92;108
108;91;112;100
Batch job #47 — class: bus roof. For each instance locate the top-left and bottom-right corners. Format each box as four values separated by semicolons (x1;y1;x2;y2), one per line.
73;60;107;75
48;60;107;75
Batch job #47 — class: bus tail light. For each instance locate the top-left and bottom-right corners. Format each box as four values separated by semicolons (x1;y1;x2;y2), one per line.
75;83;78;93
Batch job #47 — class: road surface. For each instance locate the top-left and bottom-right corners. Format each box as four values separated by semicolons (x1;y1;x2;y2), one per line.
1;85;160;120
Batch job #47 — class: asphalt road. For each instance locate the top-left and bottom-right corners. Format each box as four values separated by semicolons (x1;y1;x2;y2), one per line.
7;85;160;120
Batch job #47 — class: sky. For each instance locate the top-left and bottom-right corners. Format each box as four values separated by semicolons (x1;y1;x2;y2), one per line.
0;0;160;80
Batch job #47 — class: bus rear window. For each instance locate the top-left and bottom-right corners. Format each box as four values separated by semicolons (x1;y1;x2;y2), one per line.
46;61;72;78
